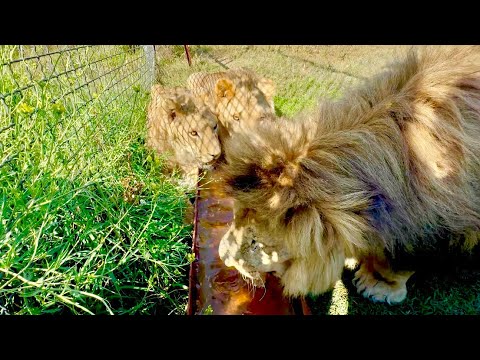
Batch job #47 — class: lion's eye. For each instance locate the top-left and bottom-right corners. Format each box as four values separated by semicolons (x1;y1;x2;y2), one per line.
170;109;176;120
213;124;218;131
190;130;198;137
233;114;240;121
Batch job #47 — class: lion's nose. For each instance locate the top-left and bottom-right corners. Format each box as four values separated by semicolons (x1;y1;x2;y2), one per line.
208;152;221;162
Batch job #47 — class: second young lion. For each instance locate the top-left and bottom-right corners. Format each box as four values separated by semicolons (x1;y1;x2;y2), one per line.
187;68;276;138
146;85;222;188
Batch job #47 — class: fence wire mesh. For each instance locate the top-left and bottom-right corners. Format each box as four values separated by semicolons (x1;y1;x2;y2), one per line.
0;45;196;315
1;45;153;178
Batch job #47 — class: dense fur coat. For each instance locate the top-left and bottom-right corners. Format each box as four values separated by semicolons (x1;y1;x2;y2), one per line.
218;46;480;303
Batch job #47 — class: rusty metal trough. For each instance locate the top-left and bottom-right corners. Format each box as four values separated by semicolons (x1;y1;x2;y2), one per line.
187;170;311;315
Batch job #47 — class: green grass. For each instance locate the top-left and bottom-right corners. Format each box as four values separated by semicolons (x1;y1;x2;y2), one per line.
1;45;194;315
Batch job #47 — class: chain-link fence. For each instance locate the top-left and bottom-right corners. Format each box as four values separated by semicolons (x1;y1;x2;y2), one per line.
1;45;154;176
0;45;194;315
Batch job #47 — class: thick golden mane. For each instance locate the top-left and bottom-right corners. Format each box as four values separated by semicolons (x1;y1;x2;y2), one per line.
219;46;480;298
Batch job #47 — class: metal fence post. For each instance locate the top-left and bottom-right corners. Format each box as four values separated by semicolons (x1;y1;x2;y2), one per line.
143;45;155;90
184;45;192;66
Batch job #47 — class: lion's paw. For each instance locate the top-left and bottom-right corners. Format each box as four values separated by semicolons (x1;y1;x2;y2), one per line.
353;266;407;305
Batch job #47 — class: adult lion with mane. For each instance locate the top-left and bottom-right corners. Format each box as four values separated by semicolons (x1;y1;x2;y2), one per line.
218;46;480;304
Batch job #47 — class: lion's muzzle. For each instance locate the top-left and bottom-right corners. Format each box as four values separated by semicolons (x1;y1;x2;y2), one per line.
219;224;292;287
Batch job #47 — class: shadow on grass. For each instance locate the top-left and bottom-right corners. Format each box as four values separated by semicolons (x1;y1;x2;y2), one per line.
308;263;480;315
277;49;365;80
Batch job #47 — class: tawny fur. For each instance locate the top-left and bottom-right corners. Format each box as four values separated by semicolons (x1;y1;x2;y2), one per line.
186;68;276;139
146;85;222;188
218;46;480;302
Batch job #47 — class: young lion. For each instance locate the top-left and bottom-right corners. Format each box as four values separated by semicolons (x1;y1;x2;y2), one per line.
186;68;276;138
146;85;222;188
218;46;480;304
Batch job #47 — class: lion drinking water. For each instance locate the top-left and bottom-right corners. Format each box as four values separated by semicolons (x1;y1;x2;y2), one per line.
218;46;480;305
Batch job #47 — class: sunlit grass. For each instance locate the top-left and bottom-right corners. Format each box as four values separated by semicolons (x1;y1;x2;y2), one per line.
328;280;349;315
1;45;193;315
309;267;480;315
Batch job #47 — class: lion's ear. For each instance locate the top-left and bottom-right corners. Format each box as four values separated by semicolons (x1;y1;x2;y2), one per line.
160;96;185;122
160;93;196;121
175;95;196;114
215;78;236;100
161;98;179;122
257;77;276;103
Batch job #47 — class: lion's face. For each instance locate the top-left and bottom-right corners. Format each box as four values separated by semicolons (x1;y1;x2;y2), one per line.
172;102;221;168
186;69;276;136
148;87;222;168
215;78;274;134
217;117;351;297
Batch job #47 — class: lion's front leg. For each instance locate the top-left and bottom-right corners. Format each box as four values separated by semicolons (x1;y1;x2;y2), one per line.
353;256;414;304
